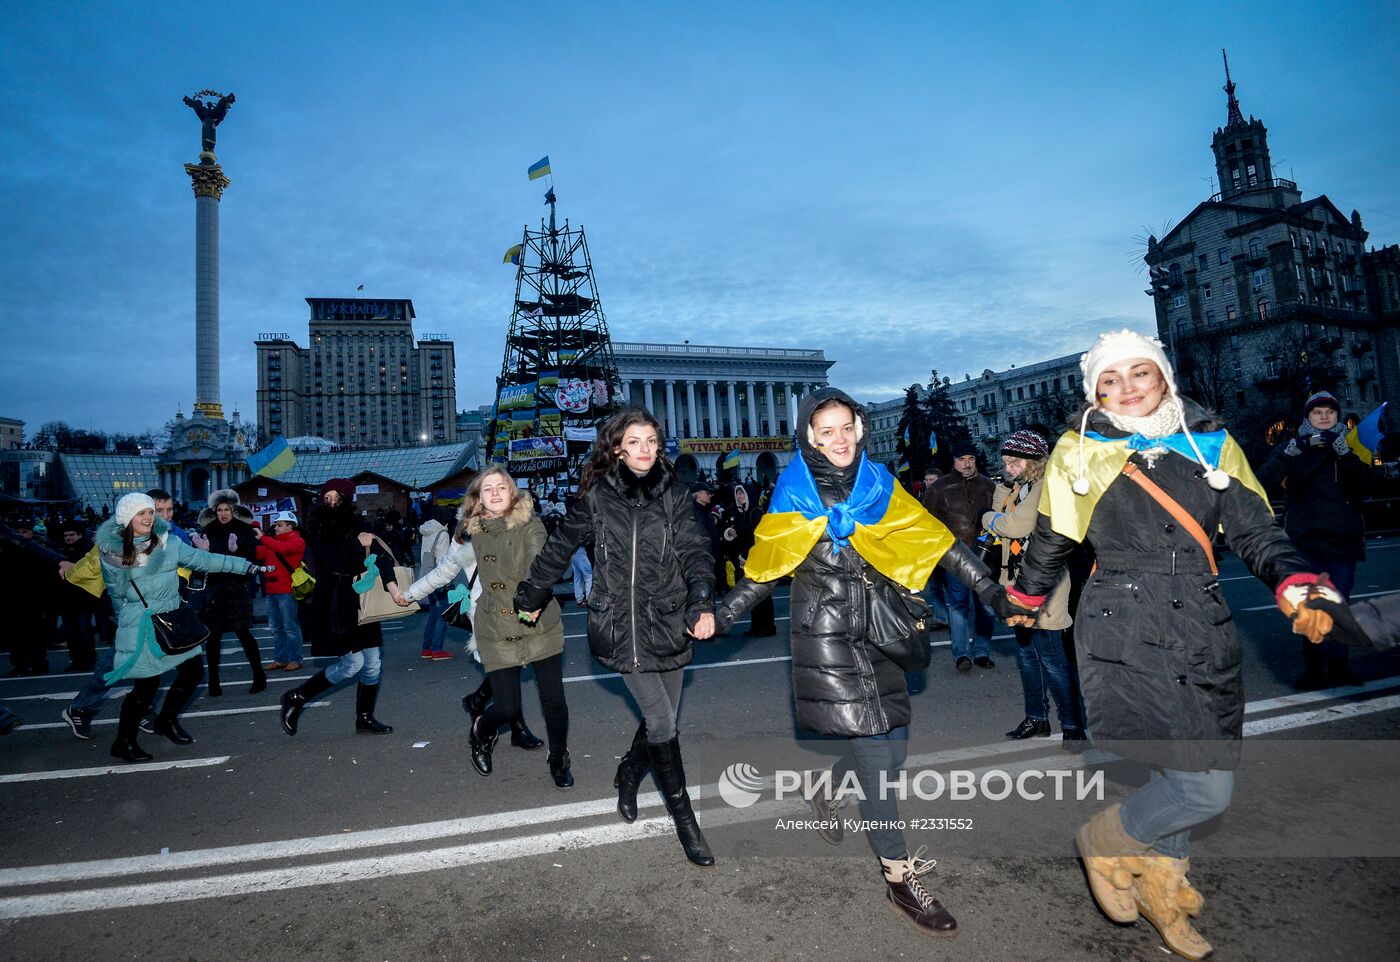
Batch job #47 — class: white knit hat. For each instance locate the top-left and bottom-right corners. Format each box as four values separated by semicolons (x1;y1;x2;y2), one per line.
1079;329;1176;403
114;493;156;527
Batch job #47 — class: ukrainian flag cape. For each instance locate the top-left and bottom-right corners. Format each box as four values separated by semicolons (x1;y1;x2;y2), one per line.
744;452;955;591
1040;429;1270;543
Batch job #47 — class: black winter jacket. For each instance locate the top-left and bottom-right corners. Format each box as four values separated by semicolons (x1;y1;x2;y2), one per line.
718;388;1004;738
1256;434;1369;561
1015;402;1312;769
516;460;715;673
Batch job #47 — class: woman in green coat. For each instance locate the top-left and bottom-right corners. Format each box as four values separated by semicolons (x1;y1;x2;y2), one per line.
394;467;571;788
98;493;262;762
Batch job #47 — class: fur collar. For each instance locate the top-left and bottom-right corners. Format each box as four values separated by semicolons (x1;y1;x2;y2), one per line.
96;516;169;566
603;459;675;505
465;491;536;536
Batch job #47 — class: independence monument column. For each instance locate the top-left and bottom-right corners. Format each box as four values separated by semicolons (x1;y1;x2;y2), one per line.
183;90;235;419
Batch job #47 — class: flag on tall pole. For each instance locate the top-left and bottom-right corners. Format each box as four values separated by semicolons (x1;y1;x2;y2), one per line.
247;435;296;479
1346;402;1387;463
503;244;523;266
722;449;741;469
929;428;939;456
528;156;551;181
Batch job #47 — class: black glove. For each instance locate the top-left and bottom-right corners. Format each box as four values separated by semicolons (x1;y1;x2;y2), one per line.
1303;597;1375;649
712;605;734;637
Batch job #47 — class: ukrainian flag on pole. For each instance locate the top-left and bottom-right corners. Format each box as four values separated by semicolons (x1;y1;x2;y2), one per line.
1346;402;1387;464
248;436;296;479
722;449;741;469
503;244;523;266
528;156;551;181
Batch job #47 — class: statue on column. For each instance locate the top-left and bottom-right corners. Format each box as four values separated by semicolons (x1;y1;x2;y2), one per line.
183;90;236;158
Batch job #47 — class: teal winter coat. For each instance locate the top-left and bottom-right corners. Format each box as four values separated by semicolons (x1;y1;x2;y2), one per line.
98;517;254;683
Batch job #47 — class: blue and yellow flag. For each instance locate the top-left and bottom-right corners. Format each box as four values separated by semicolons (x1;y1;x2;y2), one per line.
1347;402;1387;463
248;435;296;479
1040;430;1268;543
503;244;523;266
723;449;741;469
929;429;939;456
527;156;551;181
745;453;955;591
901;424;910;447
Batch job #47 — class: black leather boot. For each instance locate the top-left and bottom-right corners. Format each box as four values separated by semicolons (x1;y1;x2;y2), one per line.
461;676;492;723
110;691;154;763
469;715;499;776
205;634;222;697
281;669;333;736
614;723;649;823
879;852;959;936
241;632;267;695
152;669;201;745
1005;717;1052;739
548;750;574;789
510;718;544;750
646;736;715;868
354;683;393;734
110;735;154;763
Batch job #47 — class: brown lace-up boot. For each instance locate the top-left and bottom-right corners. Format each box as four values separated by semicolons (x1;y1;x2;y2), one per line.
878;848;958;937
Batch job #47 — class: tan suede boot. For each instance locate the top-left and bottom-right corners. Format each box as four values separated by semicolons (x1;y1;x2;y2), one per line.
1133;856;1213;960
1074;803;1151;923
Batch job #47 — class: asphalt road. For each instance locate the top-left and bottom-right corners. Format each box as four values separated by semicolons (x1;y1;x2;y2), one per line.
2;540;1399;962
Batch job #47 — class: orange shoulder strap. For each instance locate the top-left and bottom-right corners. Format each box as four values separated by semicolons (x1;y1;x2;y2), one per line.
1121;462;1218;575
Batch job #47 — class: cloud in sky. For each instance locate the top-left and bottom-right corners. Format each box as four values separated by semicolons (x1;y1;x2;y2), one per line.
1;1;1397;434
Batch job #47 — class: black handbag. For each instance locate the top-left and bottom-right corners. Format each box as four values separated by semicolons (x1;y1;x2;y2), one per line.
179;570;214;614
132;579;210;656
441;566;479;632
865;567;934;672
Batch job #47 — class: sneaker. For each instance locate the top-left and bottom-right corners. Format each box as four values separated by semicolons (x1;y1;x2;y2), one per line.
420;649;434;660
430;650;455;661
138;717;155;735
61;707;93;740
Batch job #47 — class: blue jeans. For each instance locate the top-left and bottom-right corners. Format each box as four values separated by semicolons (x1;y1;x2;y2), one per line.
571;549;593;604
924;569;949;625
326;647;382;686
1119;768;1234;859
70;646;116;715
1013;627;1082;730
831;726;910;859
945;574;992;661
420;589;449;652
266;593;304;664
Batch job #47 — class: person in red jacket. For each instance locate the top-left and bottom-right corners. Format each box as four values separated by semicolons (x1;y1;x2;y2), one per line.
255;511;307;671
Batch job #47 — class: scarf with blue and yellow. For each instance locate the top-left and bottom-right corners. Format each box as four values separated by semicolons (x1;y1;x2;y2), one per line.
744;452;955;591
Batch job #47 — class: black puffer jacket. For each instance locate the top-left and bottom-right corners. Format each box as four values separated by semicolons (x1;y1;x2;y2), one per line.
516;459;715;673
718;388;1002;738
1256;431;1370;561
1014;401;1312;770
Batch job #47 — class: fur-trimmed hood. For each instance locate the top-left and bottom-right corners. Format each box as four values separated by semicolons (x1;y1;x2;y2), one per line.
464;490;536;537
199;489;254;528
96;516;170;567
602;458;676;506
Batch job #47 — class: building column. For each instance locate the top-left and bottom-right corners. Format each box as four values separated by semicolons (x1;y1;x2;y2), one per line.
643;379;655;413
787;384;799;429
706;380;719;438
726;381;739;438
764;382;777;436
620;379;633;406
664;380;677;437
685;380;700;439
746;381;759;438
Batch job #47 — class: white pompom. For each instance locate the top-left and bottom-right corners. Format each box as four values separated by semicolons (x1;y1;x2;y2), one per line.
1072;477;1091;496
1205;469;1231;491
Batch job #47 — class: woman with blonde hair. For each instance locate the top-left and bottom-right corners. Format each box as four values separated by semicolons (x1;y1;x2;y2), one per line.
394;467;570;787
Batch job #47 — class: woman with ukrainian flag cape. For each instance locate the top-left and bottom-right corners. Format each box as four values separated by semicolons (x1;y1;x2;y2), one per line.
716;387;1018;939
1007;329;1340;960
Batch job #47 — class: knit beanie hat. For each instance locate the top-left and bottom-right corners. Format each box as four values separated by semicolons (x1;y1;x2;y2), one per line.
1000;429;1049;460
1079;329;1177;403
949;441;979;459
321;478;354;501
114;493;156;527
1303;391;1341;416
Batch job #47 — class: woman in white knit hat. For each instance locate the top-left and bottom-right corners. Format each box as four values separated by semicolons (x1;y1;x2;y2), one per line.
96;493;269;762
1005;329;1341;959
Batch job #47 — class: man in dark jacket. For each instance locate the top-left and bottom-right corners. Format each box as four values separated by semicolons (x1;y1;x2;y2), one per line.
925;442;997;671
1;521;65;676
1257;390;1370;688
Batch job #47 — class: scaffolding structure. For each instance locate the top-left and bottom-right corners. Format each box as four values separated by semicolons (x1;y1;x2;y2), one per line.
488;190;620;482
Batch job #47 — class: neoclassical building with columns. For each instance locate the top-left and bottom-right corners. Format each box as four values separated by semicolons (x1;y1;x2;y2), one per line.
612;341;833;481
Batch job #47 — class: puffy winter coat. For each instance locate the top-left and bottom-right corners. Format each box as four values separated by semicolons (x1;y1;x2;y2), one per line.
256;529;306;595
925;471;996;546
1257;433;1370;561
417;519;452;575
407;500;562;673
718;388;1001;737
96;517;253;683
302;502;397;657
200;515;259;632
1014;402;1312;770
517;459;715;673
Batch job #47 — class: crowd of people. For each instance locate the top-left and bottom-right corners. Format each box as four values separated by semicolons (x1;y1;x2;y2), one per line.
2;326;1396;959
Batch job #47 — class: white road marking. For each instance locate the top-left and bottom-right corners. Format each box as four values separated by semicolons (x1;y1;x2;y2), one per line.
1241;589;1399;612
20;702;328;733
0;756;231;785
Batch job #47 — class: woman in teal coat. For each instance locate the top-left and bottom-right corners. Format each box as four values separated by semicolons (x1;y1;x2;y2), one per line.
99;493;263;762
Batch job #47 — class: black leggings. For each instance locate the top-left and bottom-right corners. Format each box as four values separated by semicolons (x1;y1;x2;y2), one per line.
477;653;569;754
119;656;205;738
206;628;265;685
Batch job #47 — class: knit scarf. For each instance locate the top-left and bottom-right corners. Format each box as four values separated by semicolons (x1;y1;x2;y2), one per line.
1100;394;1184;441
1285;418;1351;457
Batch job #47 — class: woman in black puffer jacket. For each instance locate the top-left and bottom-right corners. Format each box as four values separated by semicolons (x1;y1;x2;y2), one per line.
516;407;717;867
717;388;1015;939
199;489;266;697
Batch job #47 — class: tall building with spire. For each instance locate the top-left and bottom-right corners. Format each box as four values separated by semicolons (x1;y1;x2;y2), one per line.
1143;51;1397;448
